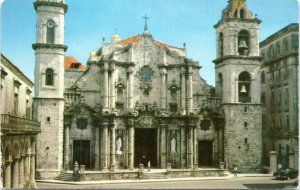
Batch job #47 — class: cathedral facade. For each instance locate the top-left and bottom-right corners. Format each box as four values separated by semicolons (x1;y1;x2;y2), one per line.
33;0;263;179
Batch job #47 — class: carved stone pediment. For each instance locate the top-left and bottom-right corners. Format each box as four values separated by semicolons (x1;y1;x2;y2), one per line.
135;116;153;128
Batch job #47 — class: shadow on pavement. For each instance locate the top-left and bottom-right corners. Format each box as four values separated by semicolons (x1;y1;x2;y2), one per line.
243;182;297;189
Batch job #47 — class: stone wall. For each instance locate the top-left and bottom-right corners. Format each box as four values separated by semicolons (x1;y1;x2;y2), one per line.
223;104;262;172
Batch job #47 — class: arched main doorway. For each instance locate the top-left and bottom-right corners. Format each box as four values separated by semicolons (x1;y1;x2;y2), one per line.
134;128;157;167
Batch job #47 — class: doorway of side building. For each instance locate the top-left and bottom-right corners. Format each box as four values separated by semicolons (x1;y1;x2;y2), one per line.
198;140;213;167
134;128;157;167
73;140;91;169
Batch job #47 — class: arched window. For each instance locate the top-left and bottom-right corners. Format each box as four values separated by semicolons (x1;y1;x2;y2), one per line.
286;144;289;167
45;68;54;86
46;20;55;44
238;71;251;103
261;71;265;84
240;9;245;19
218;73;223;96
219;33;224;57
238;30;250;56
278;144;282;164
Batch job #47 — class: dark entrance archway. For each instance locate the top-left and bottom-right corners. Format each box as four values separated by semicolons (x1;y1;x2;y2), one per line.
73;140;91;169
198;140;213;166
134;128;157;167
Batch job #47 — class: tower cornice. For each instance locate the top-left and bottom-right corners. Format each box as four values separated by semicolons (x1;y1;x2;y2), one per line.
34;1;68;13
32;43;68;52
213;55;262;65
214;17;261;29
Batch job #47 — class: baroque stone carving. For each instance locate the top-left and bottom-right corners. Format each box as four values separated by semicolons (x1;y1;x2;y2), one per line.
115;78;126;93
137;65;154;95
168;79;181;97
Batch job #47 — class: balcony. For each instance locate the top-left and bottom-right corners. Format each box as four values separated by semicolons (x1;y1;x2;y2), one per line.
202;97;222;110
1;114;41;134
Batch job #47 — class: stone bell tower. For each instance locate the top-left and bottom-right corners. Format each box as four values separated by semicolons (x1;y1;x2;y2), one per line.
213;0;262;172
32;0;67;179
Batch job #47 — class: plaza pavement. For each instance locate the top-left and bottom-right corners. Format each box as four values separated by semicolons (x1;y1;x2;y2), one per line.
36;173;273;185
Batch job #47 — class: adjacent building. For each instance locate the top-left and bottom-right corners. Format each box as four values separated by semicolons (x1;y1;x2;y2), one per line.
1;54;41;188
260;23;299;169
33;0;264;180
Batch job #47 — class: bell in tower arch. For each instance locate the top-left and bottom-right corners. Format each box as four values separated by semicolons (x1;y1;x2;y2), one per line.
238;38;248;55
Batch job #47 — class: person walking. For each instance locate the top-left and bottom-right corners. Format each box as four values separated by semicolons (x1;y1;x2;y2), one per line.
233;166;238;177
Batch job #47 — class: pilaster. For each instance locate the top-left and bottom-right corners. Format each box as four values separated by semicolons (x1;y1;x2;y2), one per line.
180;68;186;113
180;123;186;169
127;66;134;109
95;126;100;170
12;157;20;189
160;121;167;168
110;63;116;109
187;125;194;169
101;120;109;170
187;66;193;113
30;153;36;188
103;62;109;109
160;67;167;109
110;120;116;171
19;156;25;187
4;160;12;189
63;124;70;171
127;119;134;169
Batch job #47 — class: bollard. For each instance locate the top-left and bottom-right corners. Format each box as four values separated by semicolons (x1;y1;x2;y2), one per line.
79;165;85;174
219;162;225;169
110;164;115;172
167;163;171;172
73;161;79;174
138;164;144;180
193;163;198;170
148;161;151;172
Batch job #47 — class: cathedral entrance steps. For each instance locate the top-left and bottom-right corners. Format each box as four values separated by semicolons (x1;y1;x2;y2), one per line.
55;168;229;181
54;173;73;181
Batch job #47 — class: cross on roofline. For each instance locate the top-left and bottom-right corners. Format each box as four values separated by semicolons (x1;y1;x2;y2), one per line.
142;14;150;31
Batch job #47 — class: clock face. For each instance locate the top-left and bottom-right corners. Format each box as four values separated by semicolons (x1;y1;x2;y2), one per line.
138;65;154;83
47;20;55;28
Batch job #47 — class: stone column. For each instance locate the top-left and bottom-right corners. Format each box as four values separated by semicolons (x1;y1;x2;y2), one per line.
103;62;109;108
187;126;194;169
127;66;134;109
193;126;197;168
110;64;116;109
288;151;295;169
110;121;116;171
269;151;277;173
19;156;25;188
187;66;193;113
64;124;70;171
101;121;109;170
180;68;186;113
160;122;167;168
4;160;12;189
24;151;30;181
30;153;36;188
12;157;19;189
128;119;134;169
180;124;186;169
95;126;100;170
161;68;167;109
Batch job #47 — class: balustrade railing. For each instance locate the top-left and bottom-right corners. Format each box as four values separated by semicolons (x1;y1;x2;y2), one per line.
202;97;222;110
64;92;80;101
1;114;40;133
